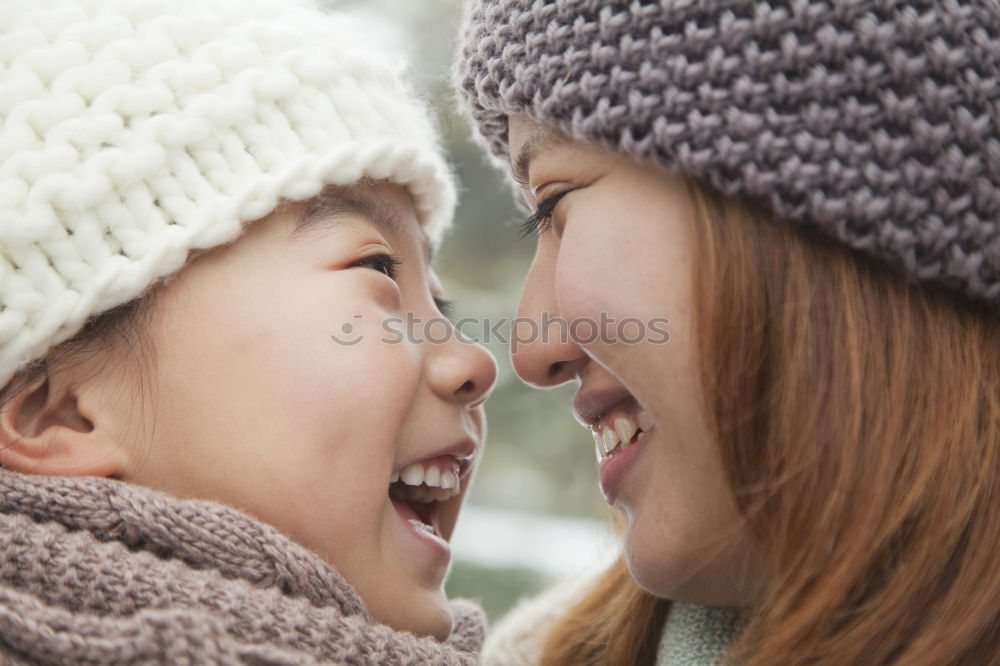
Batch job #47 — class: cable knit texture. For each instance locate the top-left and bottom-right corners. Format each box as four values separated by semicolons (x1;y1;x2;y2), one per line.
0;0;456;389
0;466;485;664
454;0;1000;310
656;603;746;666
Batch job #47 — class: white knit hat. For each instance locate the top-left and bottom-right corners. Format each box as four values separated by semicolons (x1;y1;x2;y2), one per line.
0;0;456;388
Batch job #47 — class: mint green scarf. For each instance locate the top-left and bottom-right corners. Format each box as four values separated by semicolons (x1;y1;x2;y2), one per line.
656;602;746;666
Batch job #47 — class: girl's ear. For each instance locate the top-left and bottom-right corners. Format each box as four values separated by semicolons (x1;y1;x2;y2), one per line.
0;370;129;477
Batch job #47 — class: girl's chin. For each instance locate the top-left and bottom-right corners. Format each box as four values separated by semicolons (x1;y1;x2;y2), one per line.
369;587;454;640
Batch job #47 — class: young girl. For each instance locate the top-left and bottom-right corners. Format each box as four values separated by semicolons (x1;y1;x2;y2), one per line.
0;0;496;663
455;1;1000;664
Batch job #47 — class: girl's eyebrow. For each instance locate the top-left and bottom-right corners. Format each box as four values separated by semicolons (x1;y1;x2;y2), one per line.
293;185;433;262
296;185;402;238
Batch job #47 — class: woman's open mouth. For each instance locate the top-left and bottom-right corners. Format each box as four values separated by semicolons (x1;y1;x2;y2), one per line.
592;402;654;464
573;387;658;502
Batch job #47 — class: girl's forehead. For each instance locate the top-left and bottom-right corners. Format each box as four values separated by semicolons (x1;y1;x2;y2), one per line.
291;183;431;260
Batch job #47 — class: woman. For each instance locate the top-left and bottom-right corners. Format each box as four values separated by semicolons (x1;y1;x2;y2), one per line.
455;1;1000;664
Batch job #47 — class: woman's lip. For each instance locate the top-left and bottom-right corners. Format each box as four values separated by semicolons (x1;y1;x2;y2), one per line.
598;427;652;503
573;385;635;429
391;498;451;561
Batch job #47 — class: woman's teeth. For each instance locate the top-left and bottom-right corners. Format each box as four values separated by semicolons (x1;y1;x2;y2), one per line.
389;459;461;503
594;409;654;462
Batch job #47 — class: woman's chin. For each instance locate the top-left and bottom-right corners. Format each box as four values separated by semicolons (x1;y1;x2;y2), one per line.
622;518;760;606
620;509;703;600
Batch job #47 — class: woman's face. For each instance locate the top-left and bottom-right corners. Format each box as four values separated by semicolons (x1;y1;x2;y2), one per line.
106;182;496;638
507;115;761;605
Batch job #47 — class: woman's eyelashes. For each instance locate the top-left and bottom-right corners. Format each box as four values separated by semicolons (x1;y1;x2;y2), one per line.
353;252;402;281
434;297;455;320
518;189;576;239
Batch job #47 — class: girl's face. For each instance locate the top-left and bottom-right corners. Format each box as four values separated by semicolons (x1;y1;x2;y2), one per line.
507;115;762;606
115;182;497;639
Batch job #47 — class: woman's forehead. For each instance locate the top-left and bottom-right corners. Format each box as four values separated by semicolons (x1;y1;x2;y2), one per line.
508;116;573;189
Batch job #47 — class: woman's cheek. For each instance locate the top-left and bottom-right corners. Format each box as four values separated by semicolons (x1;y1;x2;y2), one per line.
553;218;620;322
554;231;662;354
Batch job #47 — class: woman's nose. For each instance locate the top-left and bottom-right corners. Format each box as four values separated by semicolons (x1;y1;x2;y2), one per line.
510;256;587;388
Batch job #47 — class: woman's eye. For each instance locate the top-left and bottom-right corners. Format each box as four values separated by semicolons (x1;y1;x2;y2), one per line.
434;297;455;320
518;188;577;239
354;253;401;281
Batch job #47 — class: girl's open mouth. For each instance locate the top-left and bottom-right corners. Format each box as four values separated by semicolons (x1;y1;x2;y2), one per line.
388;455;466;554
390;497;442;538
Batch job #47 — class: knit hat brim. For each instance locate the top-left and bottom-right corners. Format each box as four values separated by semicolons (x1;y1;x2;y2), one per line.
0;0;456;388
454;0;1000;311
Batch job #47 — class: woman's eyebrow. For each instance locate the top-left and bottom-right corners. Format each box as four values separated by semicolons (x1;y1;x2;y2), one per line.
511;125;571;189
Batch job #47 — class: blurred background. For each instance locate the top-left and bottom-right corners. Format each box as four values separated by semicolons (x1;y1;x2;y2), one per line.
333;0;621;621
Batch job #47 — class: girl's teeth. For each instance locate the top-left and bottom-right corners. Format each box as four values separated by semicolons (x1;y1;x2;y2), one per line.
391;459;462;501
408;519;436;535
424;466;441;487
401;464;425;486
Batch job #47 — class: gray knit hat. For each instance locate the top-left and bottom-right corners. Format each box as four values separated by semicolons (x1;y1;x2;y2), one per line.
454;0;1000;309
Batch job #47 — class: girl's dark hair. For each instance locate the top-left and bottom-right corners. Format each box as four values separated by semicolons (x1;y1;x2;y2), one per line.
0;294;157;415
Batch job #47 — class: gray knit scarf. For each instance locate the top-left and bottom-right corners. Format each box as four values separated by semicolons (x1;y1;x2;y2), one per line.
0;467;485;665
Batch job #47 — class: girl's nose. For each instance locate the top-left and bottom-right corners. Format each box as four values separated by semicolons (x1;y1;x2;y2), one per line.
430;327;498;407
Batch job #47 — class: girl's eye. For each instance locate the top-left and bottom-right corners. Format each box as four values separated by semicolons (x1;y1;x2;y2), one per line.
354;253;401;281
518;189;577;239
434;297;455;320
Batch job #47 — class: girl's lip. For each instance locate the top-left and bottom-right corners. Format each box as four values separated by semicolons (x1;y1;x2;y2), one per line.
393;438;479;482
391;498;451;561
598;427;652;503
